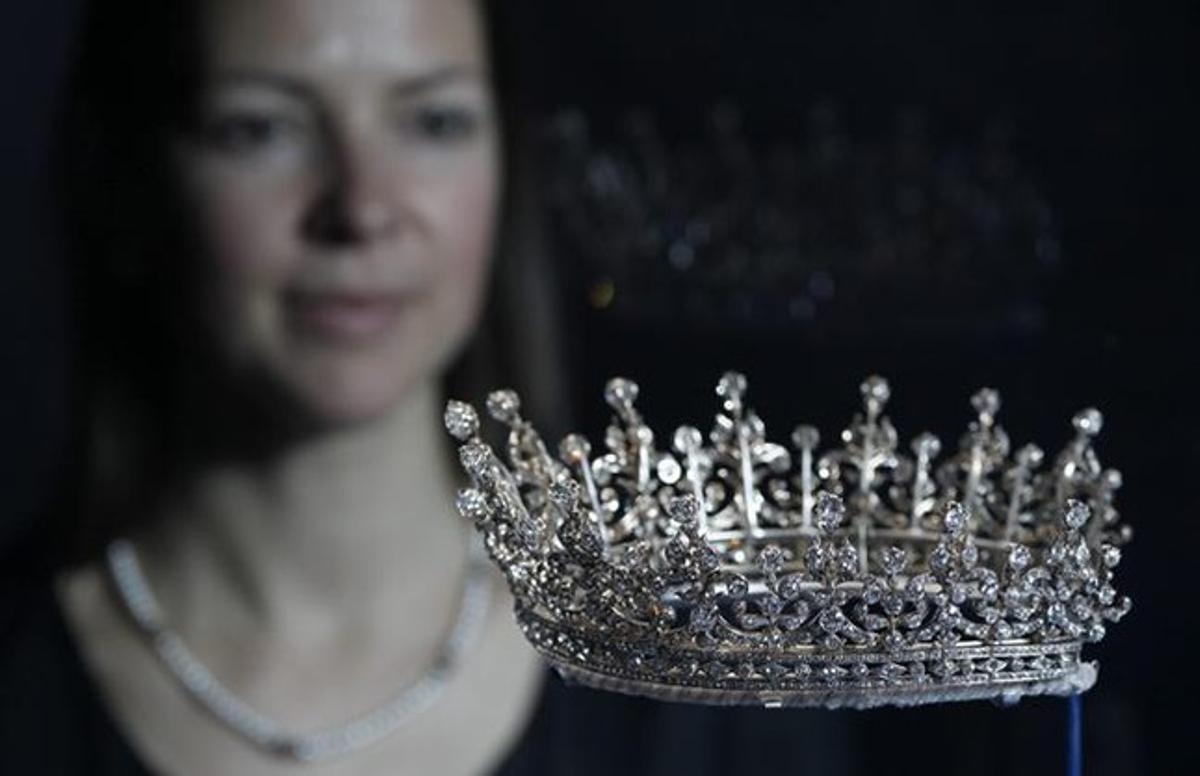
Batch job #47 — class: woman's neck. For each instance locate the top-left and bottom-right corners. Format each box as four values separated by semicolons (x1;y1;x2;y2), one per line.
140;379;471;640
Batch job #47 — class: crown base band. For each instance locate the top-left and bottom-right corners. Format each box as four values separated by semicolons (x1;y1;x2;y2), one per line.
521;610;1097;709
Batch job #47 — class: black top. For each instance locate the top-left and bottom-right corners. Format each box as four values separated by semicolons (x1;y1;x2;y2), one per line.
1;573;1141;776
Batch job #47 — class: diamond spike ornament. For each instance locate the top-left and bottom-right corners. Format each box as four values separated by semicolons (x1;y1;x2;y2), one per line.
445;375;1131;709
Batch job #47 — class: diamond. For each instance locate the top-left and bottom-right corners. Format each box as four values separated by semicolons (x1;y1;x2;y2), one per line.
971;387;1001;419
805;543;828;573
514;517;543;548
458;443;492;477
1064;500;1091;530
486;389;521;423
566;520;604;560
559;434;592;466
548;480;581;509
725;575;750;599
455;488;489;522
818;607;844;634
667;495;701;526
756;544;785;574
815;492;845;534
943;502;969;533
930;659;957;678
980;577;1000;600
1101;545;1122;568
880;546;908;576
778;614;805;632
883;631;906;653
981;658;1007;675
604;377;639;409
673;425;704;453
656;457;682;484
760;594;783;618
837;542;858;575
1072;598;1095;620
443;400;480;441
716;371;748;400
689;607;717;633
860;375;891;406
664;538;689;567
1015;443;1044;468
704;661;728;679
1072;407;1104;436
911;432;941;459
1008;544;1032;570
791;424;820;450
776;574;803;600
761;662;786;681
929;545;952;573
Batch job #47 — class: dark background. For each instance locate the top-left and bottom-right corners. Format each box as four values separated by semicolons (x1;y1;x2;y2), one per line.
4;1;1197;773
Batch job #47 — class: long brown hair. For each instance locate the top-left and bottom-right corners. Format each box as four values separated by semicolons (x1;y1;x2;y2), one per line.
47;0;568;568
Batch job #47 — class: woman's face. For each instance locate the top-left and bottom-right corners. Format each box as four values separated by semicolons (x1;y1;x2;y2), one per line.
175;0;499;424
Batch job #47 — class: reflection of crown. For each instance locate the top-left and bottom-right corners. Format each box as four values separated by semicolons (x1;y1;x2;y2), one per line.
444;374;1130;708
542;105;1060;334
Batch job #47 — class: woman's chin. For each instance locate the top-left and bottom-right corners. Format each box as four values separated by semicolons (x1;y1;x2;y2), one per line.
246;311;471;431
304;381;419;428
278;362;427;429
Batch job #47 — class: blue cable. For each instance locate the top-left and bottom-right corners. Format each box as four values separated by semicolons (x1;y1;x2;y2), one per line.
1067;694;1083;776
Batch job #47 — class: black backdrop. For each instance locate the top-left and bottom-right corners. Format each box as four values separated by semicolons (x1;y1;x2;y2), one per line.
3;1;1197;773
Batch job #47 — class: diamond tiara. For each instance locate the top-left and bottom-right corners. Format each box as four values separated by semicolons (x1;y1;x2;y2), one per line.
444;374;1130;709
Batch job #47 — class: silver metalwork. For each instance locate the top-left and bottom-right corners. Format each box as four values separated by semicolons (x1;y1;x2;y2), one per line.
445;374;1131;709
106;534;491;762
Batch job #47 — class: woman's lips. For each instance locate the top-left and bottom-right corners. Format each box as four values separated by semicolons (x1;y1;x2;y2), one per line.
284;290;407;342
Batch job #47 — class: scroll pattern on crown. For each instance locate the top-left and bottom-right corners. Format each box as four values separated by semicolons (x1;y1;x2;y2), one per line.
444;374;1130;708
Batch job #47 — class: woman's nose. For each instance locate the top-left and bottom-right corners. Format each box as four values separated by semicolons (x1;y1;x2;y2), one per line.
303;134;402;246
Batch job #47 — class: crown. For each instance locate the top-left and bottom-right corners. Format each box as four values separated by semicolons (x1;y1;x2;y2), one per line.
541;105;1060;334
443;374;1130;709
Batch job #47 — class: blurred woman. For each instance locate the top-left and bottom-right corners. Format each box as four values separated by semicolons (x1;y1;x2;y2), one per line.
3;0;565;773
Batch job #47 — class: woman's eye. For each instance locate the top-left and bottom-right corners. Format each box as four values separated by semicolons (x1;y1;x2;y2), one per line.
402;106;480;143
202;114;304;155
